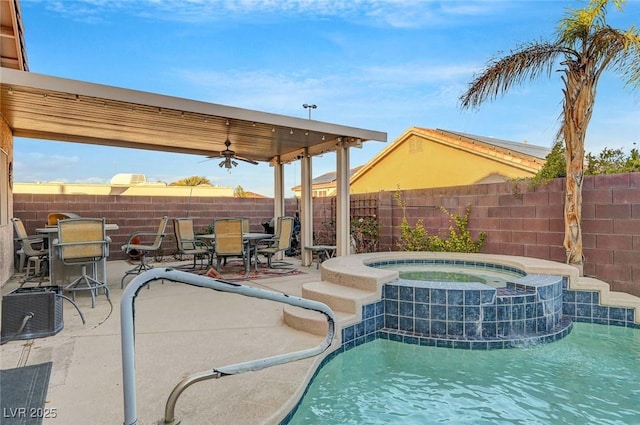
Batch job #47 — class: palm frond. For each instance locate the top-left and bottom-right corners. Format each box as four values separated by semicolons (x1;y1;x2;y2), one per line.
459;42;565;109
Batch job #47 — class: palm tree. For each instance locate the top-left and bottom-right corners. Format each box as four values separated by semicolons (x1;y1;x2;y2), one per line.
460;0;640;272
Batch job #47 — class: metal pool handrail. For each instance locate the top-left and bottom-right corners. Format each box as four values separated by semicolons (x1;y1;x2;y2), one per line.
120;267;336;425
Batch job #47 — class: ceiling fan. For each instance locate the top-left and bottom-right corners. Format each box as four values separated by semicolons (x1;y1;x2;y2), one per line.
206;139;259;169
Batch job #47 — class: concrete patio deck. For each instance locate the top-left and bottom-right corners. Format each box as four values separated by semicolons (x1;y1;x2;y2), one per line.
1;258;336;425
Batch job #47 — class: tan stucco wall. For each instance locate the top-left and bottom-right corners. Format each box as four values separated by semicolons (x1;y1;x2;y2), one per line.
14;182;235;197
350;133;539;194
1;116;14;287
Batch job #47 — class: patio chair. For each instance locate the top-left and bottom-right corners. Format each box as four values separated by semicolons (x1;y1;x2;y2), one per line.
214;218;249;274
54;217;110;308
11;218;48;282
255;216;294;269
173;218;211;269
120;216;169;288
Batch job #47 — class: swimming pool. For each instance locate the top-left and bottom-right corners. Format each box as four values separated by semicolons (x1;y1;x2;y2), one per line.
287;322;640;424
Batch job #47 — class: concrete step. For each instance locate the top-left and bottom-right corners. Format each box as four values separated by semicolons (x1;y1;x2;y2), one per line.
301;281;379;315
283;305;357;336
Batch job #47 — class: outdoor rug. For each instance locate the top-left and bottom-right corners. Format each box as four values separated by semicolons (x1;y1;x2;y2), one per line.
0;362;52;425
193;261;305;281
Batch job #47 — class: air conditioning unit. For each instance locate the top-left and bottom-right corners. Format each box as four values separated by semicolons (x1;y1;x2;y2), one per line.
1;286;64;343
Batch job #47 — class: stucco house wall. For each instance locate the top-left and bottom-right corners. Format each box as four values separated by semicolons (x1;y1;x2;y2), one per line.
0;117;14;286
350;127;547;194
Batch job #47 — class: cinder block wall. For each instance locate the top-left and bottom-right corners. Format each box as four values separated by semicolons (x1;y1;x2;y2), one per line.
12;173;640;296
13;194;298;261
374;174;640;297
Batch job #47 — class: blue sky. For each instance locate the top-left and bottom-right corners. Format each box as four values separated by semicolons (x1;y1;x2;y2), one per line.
14;0;640;196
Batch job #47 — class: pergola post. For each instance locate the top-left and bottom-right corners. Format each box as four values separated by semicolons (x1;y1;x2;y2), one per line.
273;158;285;260
300;149;313;266
335;141;350;256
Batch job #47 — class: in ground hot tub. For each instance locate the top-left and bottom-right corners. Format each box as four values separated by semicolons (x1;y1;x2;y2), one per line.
368;258;572;348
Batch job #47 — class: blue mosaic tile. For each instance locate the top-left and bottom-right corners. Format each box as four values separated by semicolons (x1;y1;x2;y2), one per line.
512;320;524;335
525;303;536;319
464;323;480;338
384;314;399;330
525;319;536;333
447;321;463;337
482;323;497;338
576;303;592;318
448;290;464;306
563;290;576;303
375;301;384;316
415;287;430;303
497;305;511;321
375;315;384;330
453;340;471;349
399;301;414;317
415;318;430;335
364;318;376;335
342;325;354;342
389;332;403;342
480;290;495;304
384;299;399;315
431;320;446;336
415;303;430;318
432;305;447;320
497;321;510;337
384;285;398;299
399;316;414;333
432;289;447;305
401;335;417;345
464;306;480;321
593;305;609;320
355;322;365;338
464;290;480;306
399;286;414;301
448;306;464;321
482;305;497;322
470;340;489;350
419;338;436;347
576;291;592;304
512;304;525;320
436;339;455;348
363;303;375;319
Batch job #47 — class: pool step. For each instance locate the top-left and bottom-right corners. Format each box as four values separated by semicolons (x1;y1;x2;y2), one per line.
283;305;357;336
302;281;379;315
283;281;378;336
572;277;640;324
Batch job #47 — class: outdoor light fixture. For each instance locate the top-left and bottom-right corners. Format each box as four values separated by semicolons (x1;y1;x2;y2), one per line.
303;103;317;119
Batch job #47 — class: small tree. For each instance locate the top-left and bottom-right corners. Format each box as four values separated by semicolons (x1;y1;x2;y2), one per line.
234;185;248;198
170;176;211;186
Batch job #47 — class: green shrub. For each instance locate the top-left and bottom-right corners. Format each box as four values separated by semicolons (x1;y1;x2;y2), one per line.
394;189;486;253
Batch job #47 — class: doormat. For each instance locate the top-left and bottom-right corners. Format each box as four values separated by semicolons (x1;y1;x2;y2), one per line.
0;362;52;425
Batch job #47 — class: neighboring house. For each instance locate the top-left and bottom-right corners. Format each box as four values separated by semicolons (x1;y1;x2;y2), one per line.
291;166;362;198
349;127;550;194
292;127;550;196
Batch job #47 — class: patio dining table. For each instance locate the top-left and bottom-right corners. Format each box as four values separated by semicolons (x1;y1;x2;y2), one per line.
197;232;272;274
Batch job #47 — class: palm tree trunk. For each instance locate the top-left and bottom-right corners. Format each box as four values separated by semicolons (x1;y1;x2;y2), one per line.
562;64;596;272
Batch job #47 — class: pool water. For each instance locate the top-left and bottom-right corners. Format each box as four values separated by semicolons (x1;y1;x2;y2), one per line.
377;264;524;288
289;323;640;424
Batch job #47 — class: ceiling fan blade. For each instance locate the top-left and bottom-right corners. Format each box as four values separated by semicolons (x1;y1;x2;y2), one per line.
235;156;259;165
